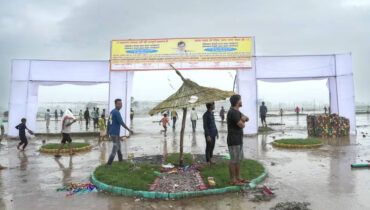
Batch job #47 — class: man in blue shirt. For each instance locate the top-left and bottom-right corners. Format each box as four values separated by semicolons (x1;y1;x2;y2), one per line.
106;99;133;166
203;102;218;166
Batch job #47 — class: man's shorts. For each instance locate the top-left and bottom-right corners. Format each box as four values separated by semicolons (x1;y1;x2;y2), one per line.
261;115;266;121
100;130;106;137
61;133;72;144
228;145;244;163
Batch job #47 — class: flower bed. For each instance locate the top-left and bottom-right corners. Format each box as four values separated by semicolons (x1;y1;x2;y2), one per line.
272;138;323;148
40;142;92;153
307;114;350;138
91;158;267;199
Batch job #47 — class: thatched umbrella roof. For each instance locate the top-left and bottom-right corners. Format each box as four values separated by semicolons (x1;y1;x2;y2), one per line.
149;70;235;115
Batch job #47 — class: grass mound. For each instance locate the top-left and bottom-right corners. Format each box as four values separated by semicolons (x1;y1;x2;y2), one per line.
199;159;264;188
41;142;90;149
165;153;193;166
274;138;322;145
258;126;274;133
94;161;160;191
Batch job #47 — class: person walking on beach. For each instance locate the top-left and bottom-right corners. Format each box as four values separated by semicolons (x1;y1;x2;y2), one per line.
106;99;133;166
0;117;4;143
324;106;328;114
16;118;34;151
60;110;64;118
55;110;77;157
220;106;225;124
203;102;218;166
190;107;198;132
98;114;106;142
159;113;170;136
0;117;5;169
295;107;300;116
78;110;83;124
130;108;134;121
45;109;51;129
171;110;178;129
54;109;58;121
260;102;268;127
280;108;284;117
84;108;90;129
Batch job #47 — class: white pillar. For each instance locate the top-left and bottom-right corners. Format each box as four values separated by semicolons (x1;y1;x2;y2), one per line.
108;71;134;137
237;68;258;135
329;54;356;133
8;60;33;137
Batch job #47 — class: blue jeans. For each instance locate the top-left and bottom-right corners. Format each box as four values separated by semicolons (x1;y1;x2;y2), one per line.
107;135;123;165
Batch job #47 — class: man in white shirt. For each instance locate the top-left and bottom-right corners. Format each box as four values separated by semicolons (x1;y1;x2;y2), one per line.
190;107;198;132
55;109;77;158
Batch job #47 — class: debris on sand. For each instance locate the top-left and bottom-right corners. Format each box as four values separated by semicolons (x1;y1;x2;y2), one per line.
241;187;276;202
270;201;311;210
153;170;201;193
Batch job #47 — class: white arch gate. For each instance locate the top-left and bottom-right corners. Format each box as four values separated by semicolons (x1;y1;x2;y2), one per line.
237;53;356;135
8;54;355;137
8;60;133;137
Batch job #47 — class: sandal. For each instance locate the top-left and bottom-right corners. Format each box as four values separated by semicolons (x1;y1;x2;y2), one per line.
238;179;251;183
229;181;245;186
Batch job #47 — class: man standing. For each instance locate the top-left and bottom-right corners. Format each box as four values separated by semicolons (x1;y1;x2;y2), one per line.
0;117;5;169
54;109;58;121
203;102;218;166
171;110;178;129
84;108;90;129
190;107;198;132
106;99;133;166
219;106;225;124
45;109;51;129
259;102;268;127
227;94;249;186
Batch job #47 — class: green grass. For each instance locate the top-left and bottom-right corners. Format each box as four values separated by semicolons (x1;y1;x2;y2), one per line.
41;142;90;149
165;153;193;166
274;138;322;145
258;126;274;133
199;159;264;188
94;161;160;191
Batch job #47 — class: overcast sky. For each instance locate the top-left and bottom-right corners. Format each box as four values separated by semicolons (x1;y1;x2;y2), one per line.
1;0;370;109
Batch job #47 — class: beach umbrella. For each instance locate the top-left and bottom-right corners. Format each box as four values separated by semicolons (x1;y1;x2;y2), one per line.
149;66;235;166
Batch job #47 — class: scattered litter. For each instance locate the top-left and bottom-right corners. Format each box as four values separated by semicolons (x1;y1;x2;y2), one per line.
351;163;370;168
56;182;96;196
270;201;311;210
162;163;175;169
241;186;276;202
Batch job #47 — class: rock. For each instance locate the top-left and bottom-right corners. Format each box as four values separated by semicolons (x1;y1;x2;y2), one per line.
271;162;276;166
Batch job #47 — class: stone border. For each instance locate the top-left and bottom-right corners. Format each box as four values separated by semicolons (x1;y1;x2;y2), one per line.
272;141;323;148
39;145;92;153
90;162;268;200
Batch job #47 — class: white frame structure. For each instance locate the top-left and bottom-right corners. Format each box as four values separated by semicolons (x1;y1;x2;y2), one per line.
237;53;356;135
8;53;355;137
8;60;133;137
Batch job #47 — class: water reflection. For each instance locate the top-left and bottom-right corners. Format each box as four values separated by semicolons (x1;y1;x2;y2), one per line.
55;156;73;186
18;151;28;171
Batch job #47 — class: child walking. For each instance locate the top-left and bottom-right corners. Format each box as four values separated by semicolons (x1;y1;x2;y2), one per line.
98;114;106;142
16;118;33;151
55;110;77;158
159;114;170;136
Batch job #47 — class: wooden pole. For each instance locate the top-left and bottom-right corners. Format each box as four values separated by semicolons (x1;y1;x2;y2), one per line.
179;107;187;166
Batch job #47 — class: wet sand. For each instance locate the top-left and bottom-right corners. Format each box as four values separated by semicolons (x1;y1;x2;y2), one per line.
0;114;370;210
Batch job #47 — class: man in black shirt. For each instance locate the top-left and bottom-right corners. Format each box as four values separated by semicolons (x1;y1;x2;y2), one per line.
227;94;249;186
84;108;90;129
259;101;268;127
203;102;218;166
